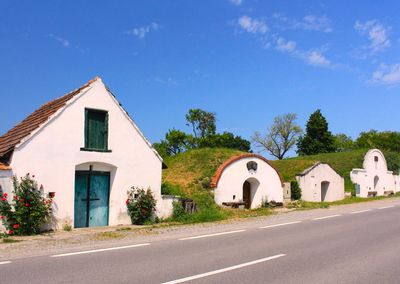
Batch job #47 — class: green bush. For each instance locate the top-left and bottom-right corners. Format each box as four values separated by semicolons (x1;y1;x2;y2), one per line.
0;174;53;236
126;187;156;225
172;201;187;220
290;181;302;200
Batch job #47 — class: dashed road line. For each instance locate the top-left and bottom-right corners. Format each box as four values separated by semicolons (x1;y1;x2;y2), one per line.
259;221;301;229
179;230;246;241
378;205;395;210
350;209;372;214
50;243;151;258
161;254;286;284
0;261;11;265
312;214;341;221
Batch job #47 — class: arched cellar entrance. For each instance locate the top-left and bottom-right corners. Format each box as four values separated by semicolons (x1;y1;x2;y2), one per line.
321;181;330;202
242;178;260;209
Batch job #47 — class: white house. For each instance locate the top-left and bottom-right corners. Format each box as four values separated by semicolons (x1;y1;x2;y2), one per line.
0;77;166;229
210;154;283;209
296;162;345;202
351;149;399;197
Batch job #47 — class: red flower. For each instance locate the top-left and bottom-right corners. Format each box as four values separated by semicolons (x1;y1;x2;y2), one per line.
8;230;13;235
20;198;24;203
1;197;6;201
0;216;4;219
13;224;19;229
126;199;129;205
14;195;19;200
3;193;8;198
25;203;30;207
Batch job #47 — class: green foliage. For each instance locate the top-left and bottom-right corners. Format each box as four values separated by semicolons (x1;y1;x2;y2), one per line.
161;182;182;196
126;187;156;225
355;130;400;153
253;113;302;160
0;174;53;236
171;201;186;220
272;149;367;191
297;109;336;155
334;133;354;152
185;108;216;139
62;222;72;232
197;132;251;152
290;181;302;200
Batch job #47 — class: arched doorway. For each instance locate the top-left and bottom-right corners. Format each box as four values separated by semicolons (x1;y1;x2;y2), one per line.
243;181;251;209
374;176;379;191
242;178;260;209
321;181;330;202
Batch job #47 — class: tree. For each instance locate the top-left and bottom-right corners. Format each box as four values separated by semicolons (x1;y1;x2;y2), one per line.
355;130;400;152
252;113;302;160
185;109;216;139
334;133;354;152
297;109;336;155
197;132;251;152
153;129;192;157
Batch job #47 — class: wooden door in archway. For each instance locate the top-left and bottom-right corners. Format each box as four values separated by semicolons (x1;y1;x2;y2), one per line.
243;181;251;209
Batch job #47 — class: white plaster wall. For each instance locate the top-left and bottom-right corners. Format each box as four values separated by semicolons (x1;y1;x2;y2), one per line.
158;195;181;219
214;157;283;208
350;149;396;197
0;170;13;194
9;80;163;228
296;164;345;202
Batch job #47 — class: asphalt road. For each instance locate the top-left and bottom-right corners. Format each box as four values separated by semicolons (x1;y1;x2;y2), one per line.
1;203;400;283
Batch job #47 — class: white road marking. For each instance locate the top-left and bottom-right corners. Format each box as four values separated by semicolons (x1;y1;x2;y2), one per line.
312;214;341;220
350;209;372;214
161;254;286;284
179;230;246;241
0;261;11;265
378;205;395;210
50;243;150;258
259;221;301;229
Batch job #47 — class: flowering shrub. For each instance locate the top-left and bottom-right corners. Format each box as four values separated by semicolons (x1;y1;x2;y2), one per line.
126;187;156;225
0;174;53;235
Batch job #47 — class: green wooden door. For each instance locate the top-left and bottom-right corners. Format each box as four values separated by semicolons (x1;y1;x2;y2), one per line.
74;172;89;228
89;174;110;227
74;171;110;228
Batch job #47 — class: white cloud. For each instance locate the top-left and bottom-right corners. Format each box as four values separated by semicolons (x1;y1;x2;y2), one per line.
273;13;332;33
155;77;180;86
125;22;159;39
229;0;243;5
276;37;296;53
238;16;268;34
372;63;400;85
49;34;70;47
305;51;331;67
354;20;390;53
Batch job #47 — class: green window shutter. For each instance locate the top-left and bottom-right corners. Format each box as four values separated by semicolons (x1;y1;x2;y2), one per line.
85;109;108;150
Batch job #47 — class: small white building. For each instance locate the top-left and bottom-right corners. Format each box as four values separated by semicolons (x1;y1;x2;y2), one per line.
351;149;399;197
0;77;166;229
210;154;283;209
296;162;345;202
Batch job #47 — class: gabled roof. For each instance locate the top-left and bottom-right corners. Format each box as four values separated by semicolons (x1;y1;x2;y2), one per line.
210;153;284;188
0;78;96;159
296;161;342;177
0;77;164;165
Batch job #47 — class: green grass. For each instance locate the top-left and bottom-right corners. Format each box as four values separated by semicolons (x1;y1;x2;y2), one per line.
272;149;400;192
161;147;400;224
2;238;21;243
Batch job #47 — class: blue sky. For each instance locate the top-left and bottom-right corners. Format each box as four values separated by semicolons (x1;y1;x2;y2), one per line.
1;0;399;157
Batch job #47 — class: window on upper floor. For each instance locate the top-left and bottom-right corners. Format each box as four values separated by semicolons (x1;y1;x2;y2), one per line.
81;108;110;152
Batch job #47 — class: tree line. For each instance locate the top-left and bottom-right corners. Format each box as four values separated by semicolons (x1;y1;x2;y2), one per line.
154;108;400;160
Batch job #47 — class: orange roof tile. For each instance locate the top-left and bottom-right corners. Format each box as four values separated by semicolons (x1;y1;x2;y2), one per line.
0;78;97;159
210;153;284;188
